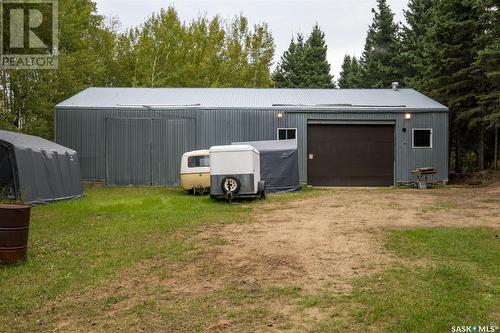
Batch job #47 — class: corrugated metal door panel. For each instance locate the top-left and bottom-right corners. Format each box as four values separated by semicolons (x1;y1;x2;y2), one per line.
151;119;195;186
106;118;152;186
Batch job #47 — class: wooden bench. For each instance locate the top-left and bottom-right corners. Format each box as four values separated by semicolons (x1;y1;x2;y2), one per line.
411;167;437;189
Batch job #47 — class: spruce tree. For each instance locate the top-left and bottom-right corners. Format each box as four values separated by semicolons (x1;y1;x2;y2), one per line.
360;0;402;88
472;0;500;169
273;35;307;88
273;24;334;88
475;0;500;123
419;0;486;172
338;55;353;88
338;55;363;88
400;0;498;171
399;0;434;86
303;24;334;88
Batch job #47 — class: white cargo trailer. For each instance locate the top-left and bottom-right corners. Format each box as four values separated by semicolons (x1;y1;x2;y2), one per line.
209;145;266;200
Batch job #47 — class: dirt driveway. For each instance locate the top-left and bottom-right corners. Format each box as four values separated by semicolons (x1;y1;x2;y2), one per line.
198;184;500;292
50;184;500;332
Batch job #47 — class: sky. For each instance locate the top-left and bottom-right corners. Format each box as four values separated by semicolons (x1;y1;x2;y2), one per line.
93;0;409;79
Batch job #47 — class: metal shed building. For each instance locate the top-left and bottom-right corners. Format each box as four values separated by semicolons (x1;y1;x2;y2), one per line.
55;87;448;187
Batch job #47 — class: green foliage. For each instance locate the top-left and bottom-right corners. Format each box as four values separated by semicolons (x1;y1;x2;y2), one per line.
398;0;434;86
0;0;128;138
474;0;500;124
416;0;492;172
273;24;334;88
303;24;335;88
359;0;402;88
272;34;307;88
0;4;275;138
125;10;274;88
337;55;363;88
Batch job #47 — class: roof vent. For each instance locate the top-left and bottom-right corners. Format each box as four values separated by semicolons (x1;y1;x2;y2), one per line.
117;103;201;109
272;103;353;107
392;82;399;91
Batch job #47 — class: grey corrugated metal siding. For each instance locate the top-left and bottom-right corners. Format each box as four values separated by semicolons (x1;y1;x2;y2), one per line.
106;118;152;186
285;111;448;183
151;118;196;186
55;108;280;184
55;107;448;185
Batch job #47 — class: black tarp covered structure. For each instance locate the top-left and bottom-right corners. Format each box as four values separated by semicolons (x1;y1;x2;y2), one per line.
233;140;301;193
0;130;84;205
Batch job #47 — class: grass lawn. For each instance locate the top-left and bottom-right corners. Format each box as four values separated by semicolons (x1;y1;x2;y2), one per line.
311;228;500;332
0;187;251;332
0;187;498;332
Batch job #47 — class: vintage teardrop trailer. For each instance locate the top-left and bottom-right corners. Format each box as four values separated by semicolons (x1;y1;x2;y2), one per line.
180;150;210;194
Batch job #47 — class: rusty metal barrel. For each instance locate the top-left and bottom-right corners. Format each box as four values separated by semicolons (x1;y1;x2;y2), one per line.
0;204;31;264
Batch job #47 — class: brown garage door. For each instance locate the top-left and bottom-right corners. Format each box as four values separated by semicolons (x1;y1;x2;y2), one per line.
307;124;394;186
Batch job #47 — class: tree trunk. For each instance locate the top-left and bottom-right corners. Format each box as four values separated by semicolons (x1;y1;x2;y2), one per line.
495;119;499;170
454;121;462;174
448;111;452;175
479;121;484;171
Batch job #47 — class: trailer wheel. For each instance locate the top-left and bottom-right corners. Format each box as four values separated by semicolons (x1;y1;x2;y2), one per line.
258;181;266;199
221;177;240;195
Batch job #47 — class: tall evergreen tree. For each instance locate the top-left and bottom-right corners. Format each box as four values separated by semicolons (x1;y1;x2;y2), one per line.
395;0;498;171
471;0;500;169
338;55;363;88
418;0;486;172
475;0;500;123
273;35;307;88
360;0;402;88
399;0;434;86
273;25;334;88
303;24;334;88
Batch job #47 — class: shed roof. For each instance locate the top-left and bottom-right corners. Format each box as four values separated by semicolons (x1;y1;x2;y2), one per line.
56;88;447;111
233;139;298;152
0;130;75;154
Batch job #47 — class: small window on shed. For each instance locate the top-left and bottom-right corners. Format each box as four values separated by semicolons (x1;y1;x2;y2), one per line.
188;155;210;168
278;128;297;140
413;129;432;148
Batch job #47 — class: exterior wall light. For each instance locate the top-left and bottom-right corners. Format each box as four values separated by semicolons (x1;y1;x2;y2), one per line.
277;112;284;119
405;113;412;120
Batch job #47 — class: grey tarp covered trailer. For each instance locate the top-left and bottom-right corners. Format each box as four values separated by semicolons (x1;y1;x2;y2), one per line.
233;140;301;193
0;130;84;205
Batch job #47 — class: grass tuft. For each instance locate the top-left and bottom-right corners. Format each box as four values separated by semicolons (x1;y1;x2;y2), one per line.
420;202;460;213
